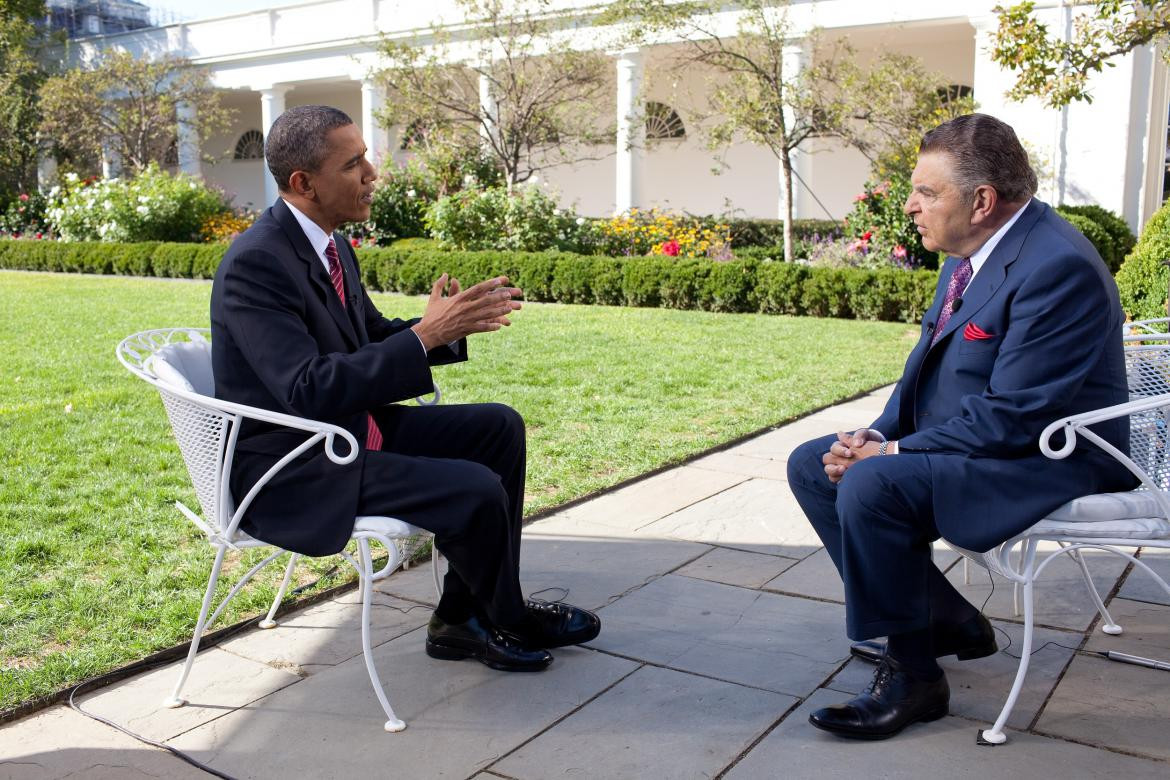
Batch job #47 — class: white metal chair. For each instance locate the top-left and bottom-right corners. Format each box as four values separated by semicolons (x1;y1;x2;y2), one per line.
117;327;444;732
948;341;1170;745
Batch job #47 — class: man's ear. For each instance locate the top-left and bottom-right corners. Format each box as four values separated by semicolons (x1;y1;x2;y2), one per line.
970;184;998;225
287;170;314;199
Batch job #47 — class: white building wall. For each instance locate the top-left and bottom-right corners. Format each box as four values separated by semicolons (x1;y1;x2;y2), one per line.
63;0;1170;229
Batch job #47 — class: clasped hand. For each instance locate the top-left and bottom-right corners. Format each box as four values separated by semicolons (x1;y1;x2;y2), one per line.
411;273;523;350
823;428;883;484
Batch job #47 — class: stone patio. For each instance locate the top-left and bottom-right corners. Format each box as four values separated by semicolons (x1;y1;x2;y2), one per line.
3;386;1169;779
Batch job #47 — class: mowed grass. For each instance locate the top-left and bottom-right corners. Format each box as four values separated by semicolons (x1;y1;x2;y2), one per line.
0;270;917;711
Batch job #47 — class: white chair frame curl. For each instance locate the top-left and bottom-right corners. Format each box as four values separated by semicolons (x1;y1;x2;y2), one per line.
117;327;445;732
947;341;1170;745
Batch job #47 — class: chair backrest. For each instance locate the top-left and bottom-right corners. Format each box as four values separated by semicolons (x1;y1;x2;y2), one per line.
1124;343;1170;490
117;328;232;531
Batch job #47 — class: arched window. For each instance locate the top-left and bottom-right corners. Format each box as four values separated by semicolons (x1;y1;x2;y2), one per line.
399;119;428;151
234;129;264;160
938;85;974;109
645;102;685;140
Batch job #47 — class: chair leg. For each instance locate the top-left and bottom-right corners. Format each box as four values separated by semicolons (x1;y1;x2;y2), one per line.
1067;546;1122;635
259;552;299;630
980;540;1039;745
164;545;227;708
357;537;407;732
431;540;444;601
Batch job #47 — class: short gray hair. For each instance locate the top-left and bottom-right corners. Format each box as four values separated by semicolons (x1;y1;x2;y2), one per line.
919;113;1038;203
265;105;354;192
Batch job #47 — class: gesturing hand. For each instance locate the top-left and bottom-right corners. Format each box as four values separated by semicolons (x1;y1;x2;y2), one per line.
410;274;523;350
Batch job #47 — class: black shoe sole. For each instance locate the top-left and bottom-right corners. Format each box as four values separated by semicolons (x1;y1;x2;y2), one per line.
808;703;949;740
850;641;997;664
425;638;552;672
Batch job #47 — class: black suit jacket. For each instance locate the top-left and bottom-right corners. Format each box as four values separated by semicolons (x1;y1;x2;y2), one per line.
210;198;465;555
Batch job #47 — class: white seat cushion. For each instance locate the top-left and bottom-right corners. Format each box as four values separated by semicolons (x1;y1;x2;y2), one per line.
1028;491;1170;539
147;340;214;396
354;516;427;538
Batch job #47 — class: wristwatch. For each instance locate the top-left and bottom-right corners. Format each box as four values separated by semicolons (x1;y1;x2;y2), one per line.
878;440;889;456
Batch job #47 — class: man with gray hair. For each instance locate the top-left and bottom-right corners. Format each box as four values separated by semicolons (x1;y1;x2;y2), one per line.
786;113;1134;739
211;105;599;674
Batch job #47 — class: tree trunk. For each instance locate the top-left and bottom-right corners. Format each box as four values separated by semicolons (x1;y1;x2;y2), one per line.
779;152;795;264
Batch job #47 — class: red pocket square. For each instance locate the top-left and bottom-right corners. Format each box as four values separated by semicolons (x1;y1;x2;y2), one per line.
964;322;994;340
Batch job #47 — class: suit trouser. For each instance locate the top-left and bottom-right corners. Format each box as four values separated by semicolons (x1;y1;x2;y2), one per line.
787;433;959;641
359;402;528;627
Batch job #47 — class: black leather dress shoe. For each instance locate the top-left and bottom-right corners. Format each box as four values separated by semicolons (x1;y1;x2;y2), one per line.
850;613;997;664
502;599;602;649
809;656;950;740
425;613;552;672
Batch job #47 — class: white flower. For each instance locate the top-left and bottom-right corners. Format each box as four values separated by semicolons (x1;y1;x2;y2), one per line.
576;217;585;226
138;195;149;203
406;188;416;198
64;403;73;414
136;205;149;215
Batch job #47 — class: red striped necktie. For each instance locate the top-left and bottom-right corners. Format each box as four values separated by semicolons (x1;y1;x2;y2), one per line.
324;237;384;451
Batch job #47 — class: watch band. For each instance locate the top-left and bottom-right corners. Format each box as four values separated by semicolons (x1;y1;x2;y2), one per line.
878;440;889;456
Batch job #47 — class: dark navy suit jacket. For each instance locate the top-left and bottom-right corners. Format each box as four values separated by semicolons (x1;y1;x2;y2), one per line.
210;198;465;556
869;199;1135;552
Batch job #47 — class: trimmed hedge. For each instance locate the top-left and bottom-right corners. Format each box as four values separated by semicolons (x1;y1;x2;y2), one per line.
1116;198;1170;322
0;239;938;323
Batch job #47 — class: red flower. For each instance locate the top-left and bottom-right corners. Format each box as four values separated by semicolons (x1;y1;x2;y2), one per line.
350;238;360;247
35;232;43;240
18;193;29;202
661;239;680;256
861;231;873;241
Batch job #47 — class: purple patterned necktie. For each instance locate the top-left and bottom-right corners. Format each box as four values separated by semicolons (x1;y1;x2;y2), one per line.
931;256;972;347
324;238;384;451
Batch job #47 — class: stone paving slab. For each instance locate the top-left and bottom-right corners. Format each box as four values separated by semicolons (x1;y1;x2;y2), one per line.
724;689;1170;779
944;547;1130;631
689;449;789;481
517;529;713;611
825;619;1079;731
0;704;207;779
491;665;795;780
1036;649;1170;762
553;466;747;533
591;574;850;697
220;590;430;674
1083;597;1170;656
676;546;799;589
1117;548;1170;606
764;543;961;604
168;629;638;779
638;477;824;558
77;647;303;743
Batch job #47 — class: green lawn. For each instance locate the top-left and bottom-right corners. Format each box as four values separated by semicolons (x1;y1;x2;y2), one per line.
0;270;916;711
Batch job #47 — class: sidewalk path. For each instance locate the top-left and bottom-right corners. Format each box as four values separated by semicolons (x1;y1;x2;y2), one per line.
4;386;1169;778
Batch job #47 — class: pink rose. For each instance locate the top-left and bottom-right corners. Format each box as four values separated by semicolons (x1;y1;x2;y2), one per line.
893;245;907;259
18;193;29;202
661;239;680;256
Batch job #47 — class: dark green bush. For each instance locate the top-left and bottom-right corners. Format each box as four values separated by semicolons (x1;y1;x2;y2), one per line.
0;239;940;323
1117;199;1170;322
1059;204;1135;270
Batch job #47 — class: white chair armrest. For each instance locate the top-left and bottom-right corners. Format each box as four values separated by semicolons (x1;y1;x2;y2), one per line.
1040;391;1170;521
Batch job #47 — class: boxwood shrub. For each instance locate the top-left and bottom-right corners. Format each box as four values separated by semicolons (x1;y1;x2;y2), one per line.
1116;199;1170;322
0;239;939;323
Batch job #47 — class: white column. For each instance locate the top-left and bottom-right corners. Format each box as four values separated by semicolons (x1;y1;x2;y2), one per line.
176;100;201;178
779;43;806;221
36;145;57;192
614;48;644;215
479;69;498;150
260;85;290;206
101;140;122;179
360;79;389;168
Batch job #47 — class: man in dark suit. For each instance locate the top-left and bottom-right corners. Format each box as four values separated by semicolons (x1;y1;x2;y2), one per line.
211;105;599;673
786;114;1135;739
